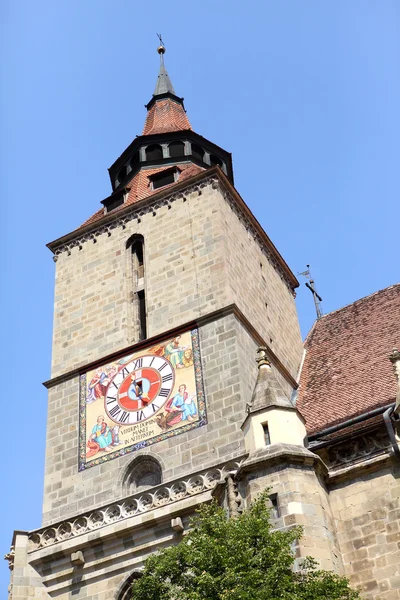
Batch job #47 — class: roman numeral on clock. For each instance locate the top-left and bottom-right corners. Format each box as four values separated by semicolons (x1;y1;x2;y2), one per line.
133;358;143;370
157;362;167;372
162;373;173;383
109;405;121;418
119;411;129;423
159;388;170;397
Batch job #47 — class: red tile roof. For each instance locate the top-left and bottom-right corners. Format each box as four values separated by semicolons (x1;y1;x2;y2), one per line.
143;98;191;135
79;163;204;228
297;284;400;434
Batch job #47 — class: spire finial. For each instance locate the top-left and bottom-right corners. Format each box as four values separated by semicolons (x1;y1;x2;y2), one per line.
256;347;271;369
157;33;166;62
152;34;175;96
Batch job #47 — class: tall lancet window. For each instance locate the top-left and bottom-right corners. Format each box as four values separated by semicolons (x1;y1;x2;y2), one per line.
127;235;147;341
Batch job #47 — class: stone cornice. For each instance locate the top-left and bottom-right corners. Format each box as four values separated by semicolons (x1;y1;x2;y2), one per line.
235;443;328;480
47;168;298;294
43;304;299;391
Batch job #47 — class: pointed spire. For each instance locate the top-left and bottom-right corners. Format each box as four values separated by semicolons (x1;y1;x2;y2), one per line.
154;43;176;96
153;35;176;96
142;37;191;136
247;348;294;414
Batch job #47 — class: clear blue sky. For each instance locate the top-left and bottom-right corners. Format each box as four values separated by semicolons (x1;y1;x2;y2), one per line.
1;0;398;589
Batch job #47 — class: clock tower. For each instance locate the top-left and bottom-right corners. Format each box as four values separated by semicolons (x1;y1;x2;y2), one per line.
8;45;341;600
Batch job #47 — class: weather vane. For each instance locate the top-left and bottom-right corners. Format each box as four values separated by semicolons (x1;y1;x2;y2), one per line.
299;265;323;319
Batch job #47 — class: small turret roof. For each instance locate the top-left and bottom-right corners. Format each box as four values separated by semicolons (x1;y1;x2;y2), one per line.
248;348;295;414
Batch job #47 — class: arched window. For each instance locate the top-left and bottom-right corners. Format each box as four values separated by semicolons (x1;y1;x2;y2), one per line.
191;143;204;162
122;456;162;494
115;571;142;600
210;154;223;168
169;141;185;158
126;235;146;341
145;144;163;161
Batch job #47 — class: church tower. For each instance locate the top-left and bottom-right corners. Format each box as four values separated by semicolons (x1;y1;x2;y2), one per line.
7;45;332;599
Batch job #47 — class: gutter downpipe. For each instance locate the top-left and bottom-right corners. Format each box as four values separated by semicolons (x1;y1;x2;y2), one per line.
308;403;394;443
307;402;400;460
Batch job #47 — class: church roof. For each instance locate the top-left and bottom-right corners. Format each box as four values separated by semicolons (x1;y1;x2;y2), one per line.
297;283;400;435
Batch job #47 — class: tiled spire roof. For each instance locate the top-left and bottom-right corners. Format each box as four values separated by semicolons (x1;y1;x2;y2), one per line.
143;44;191;136
248;348;295;414
154;61;175;95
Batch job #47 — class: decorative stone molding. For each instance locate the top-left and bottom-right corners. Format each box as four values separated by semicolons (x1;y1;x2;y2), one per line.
4;546;14;570
28;460;243;552
49;171;296;294
51;178;211;261
325;430;390;469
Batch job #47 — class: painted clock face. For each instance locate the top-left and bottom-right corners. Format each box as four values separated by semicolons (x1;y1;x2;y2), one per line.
105;355;175;425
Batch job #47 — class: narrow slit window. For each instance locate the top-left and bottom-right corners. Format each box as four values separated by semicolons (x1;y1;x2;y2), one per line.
138;290;147;341
263;423;271;446
132;240;144;279
127;235;147;342
269;493;280;519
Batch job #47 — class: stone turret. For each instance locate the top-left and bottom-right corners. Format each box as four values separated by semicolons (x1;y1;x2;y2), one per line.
241;347;307;454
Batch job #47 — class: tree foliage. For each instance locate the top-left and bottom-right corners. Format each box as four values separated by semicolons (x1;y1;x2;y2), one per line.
131;491;359;600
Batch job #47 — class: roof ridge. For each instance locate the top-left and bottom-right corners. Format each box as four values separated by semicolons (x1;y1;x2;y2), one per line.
315;282;400;322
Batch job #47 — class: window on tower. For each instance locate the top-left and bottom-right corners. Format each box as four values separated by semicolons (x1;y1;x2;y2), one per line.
122;456;162;494
127;235;147;341
145;144;163;161
168;140;185;157
210;154;224;169
191;143;205;162
263;423;271;446
149;168;178;190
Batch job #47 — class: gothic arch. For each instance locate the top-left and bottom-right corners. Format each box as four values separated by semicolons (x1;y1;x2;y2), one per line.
120;453;164;495
115;571;142;600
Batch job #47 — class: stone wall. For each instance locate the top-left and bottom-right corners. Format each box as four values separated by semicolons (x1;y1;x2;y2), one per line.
218;186;303;378
330;462;400;599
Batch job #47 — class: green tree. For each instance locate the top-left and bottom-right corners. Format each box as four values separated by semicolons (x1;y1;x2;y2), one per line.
131;491;359;600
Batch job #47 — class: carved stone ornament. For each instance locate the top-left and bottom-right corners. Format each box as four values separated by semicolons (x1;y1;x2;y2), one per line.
325;429;390;469
256;347;271;368
4;546;15;571
389;348;400;414
226;475;243;519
